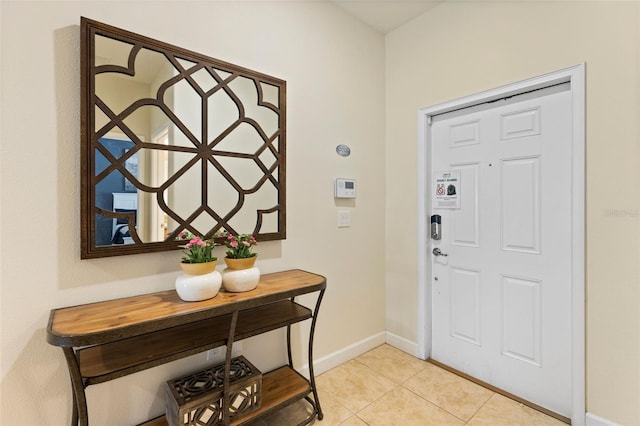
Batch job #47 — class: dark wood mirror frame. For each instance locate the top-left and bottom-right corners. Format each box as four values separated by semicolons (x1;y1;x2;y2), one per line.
80;17;286;259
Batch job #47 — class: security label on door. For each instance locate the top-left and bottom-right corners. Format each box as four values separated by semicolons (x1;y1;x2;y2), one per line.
433;170;461;209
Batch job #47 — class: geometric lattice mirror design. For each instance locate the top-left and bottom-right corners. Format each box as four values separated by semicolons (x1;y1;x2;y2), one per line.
80;18;286;258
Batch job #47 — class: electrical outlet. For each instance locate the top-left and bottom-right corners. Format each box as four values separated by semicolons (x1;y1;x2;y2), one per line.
206;341;243;361
232;341;243;357
206;347;225;361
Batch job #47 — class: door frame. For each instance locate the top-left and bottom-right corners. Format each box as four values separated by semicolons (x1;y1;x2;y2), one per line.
416;64;585;425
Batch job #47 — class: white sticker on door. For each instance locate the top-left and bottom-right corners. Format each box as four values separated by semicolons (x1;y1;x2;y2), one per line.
433;170;461;209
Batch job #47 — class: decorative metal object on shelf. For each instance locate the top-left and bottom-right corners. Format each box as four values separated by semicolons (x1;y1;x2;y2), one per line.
165;356;262;426
80;17;287;258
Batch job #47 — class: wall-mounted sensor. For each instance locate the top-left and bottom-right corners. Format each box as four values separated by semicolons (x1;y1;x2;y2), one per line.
336;144;351;157
335;178;356;198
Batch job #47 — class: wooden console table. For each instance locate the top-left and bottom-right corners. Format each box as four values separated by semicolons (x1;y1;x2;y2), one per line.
47;269;326;426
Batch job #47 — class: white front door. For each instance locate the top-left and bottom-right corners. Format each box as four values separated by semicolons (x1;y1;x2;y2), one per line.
430;84;573;416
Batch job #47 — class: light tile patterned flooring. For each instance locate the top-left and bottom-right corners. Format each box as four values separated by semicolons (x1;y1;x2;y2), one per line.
256;344;566;426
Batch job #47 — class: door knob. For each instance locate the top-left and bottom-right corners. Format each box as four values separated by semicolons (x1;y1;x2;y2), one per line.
432;248;448;257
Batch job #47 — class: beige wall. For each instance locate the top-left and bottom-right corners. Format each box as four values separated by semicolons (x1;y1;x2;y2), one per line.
0;1;385;424
385;1;640;424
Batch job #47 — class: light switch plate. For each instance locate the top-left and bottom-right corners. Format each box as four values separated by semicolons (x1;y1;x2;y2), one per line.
338;210;350;227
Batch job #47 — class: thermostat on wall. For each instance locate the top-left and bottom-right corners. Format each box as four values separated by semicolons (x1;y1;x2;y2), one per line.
335;178;357;199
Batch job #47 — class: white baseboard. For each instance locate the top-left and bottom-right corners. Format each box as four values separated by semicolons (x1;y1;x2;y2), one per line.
385;332;419;357
299;331;421;380
299;332;386;378
586;413;621;426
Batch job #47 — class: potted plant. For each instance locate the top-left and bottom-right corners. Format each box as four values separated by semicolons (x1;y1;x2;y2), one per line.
179;233;218;275
218;231;258;270
175;232;221;302
217;231;260;292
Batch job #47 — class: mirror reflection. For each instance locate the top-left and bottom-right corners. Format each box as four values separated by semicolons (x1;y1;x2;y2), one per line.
82;18;286;258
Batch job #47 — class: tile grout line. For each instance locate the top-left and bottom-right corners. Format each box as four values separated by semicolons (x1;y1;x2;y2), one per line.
463;392;496;424
318;356;400;423
354;348;467;423
396;360;452;418
399;382;471;424
352;352;433;424
349;392;388;423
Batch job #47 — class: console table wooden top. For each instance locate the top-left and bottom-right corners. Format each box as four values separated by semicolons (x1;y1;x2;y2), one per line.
47;269;326;347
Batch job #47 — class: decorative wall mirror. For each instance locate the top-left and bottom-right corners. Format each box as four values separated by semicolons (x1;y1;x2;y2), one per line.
80;17;286;259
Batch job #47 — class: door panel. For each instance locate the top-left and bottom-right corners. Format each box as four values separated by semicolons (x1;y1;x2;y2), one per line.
501;156;541;253
500;107;541;140
450;267;481;346
451;163;480;247
430;87;572;416
501;274;542;366
450;120;481;147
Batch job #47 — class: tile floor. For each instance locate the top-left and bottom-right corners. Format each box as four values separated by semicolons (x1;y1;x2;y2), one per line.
256;344;566;426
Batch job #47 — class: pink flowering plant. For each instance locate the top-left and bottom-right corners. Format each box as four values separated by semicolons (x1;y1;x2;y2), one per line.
217;231;257;259
179;232;217;264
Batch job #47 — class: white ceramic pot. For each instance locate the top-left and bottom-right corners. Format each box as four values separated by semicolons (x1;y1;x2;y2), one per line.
175;270;222;302
221;266;260;292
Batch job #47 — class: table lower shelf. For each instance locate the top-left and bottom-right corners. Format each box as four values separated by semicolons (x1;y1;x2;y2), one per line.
140;365;313;426
79;300;312;385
